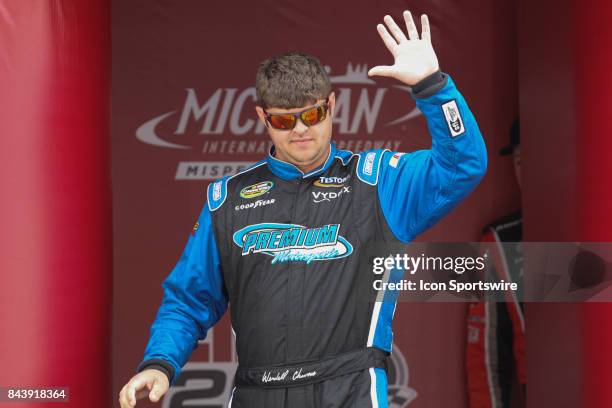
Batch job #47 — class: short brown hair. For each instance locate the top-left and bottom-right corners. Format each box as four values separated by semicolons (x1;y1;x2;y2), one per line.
255;52;331;109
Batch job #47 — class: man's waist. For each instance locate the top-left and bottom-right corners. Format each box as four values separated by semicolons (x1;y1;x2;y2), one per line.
234;347;388;388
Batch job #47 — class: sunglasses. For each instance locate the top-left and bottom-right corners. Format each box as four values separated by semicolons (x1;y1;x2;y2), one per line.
263;98;330;130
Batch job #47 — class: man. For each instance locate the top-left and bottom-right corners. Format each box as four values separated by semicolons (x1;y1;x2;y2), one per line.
466;119;525;408
119;10;487;408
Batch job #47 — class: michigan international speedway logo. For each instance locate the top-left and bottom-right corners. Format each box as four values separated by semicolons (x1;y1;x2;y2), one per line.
135;63;423;180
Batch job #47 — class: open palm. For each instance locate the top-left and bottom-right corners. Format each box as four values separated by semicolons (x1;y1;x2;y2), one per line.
368;11;440;86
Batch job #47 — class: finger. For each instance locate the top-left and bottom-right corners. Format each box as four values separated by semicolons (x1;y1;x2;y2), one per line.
120;387;132;408
119;387;128;408
376;24;398;55
149;378;164;403
135;376;154;402
128;379;145;406
421;14;431;42
383;15;408;44
368;65;396;79
403;10;419;40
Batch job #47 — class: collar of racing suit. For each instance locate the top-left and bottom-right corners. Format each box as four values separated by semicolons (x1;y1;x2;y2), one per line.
266;142;337;180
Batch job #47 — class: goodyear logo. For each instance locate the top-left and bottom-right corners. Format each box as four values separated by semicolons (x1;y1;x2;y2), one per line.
235;198;275;211
233;223;353;264
240;181;273;199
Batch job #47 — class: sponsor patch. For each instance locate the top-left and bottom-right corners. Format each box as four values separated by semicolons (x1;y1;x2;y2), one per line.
240;181;274;199
212;181;223;201
389;152;405;168
313;175;349;188
441;99;465;137
235;198;275;211
312;186;350;203
363;152;376;175
233;223;353;264
192;221;200;236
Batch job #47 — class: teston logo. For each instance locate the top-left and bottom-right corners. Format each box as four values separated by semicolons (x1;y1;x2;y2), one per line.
232;223;353;264
313;175;349;188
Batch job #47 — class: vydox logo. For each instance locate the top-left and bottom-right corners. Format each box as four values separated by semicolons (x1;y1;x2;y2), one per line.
233;223;353;264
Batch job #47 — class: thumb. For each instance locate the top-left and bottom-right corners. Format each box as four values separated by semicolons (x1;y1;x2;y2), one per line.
368;65;396;78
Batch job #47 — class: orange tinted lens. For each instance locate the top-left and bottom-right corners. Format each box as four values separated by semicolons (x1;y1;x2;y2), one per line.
300;106;321;126
318;105;327;122
269;114;296;129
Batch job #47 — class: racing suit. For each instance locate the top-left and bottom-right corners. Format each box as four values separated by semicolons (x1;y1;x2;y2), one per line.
137;72;487;407
467;211;525;408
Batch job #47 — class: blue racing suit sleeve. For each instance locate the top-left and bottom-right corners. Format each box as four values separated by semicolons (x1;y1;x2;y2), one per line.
137;203;228;384
377;73;487;242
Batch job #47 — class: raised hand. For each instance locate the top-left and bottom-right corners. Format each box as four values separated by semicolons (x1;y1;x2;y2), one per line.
368;11;440;85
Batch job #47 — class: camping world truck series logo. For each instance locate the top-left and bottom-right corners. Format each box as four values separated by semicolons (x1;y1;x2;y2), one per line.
233;223;353;264
240;181;274;199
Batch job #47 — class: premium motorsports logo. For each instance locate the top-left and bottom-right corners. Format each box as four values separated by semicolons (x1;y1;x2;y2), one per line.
135;63;423;180
232;223;353;264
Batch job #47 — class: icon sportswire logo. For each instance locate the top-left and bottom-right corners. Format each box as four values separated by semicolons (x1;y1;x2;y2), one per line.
232;223;353;264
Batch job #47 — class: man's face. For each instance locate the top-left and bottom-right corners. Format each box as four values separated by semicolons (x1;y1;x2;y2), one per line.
255;92;335;170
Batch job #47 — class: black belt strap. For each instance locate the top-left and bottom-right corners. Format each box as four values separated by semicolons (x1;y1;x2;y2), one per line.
234;347;388;388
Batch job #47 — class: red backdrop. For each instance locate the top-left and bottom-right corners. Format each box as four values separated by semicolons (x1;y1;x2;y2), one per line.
519;0;612;407
0;1;111;407
3;1;611;407
111;1;519;407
